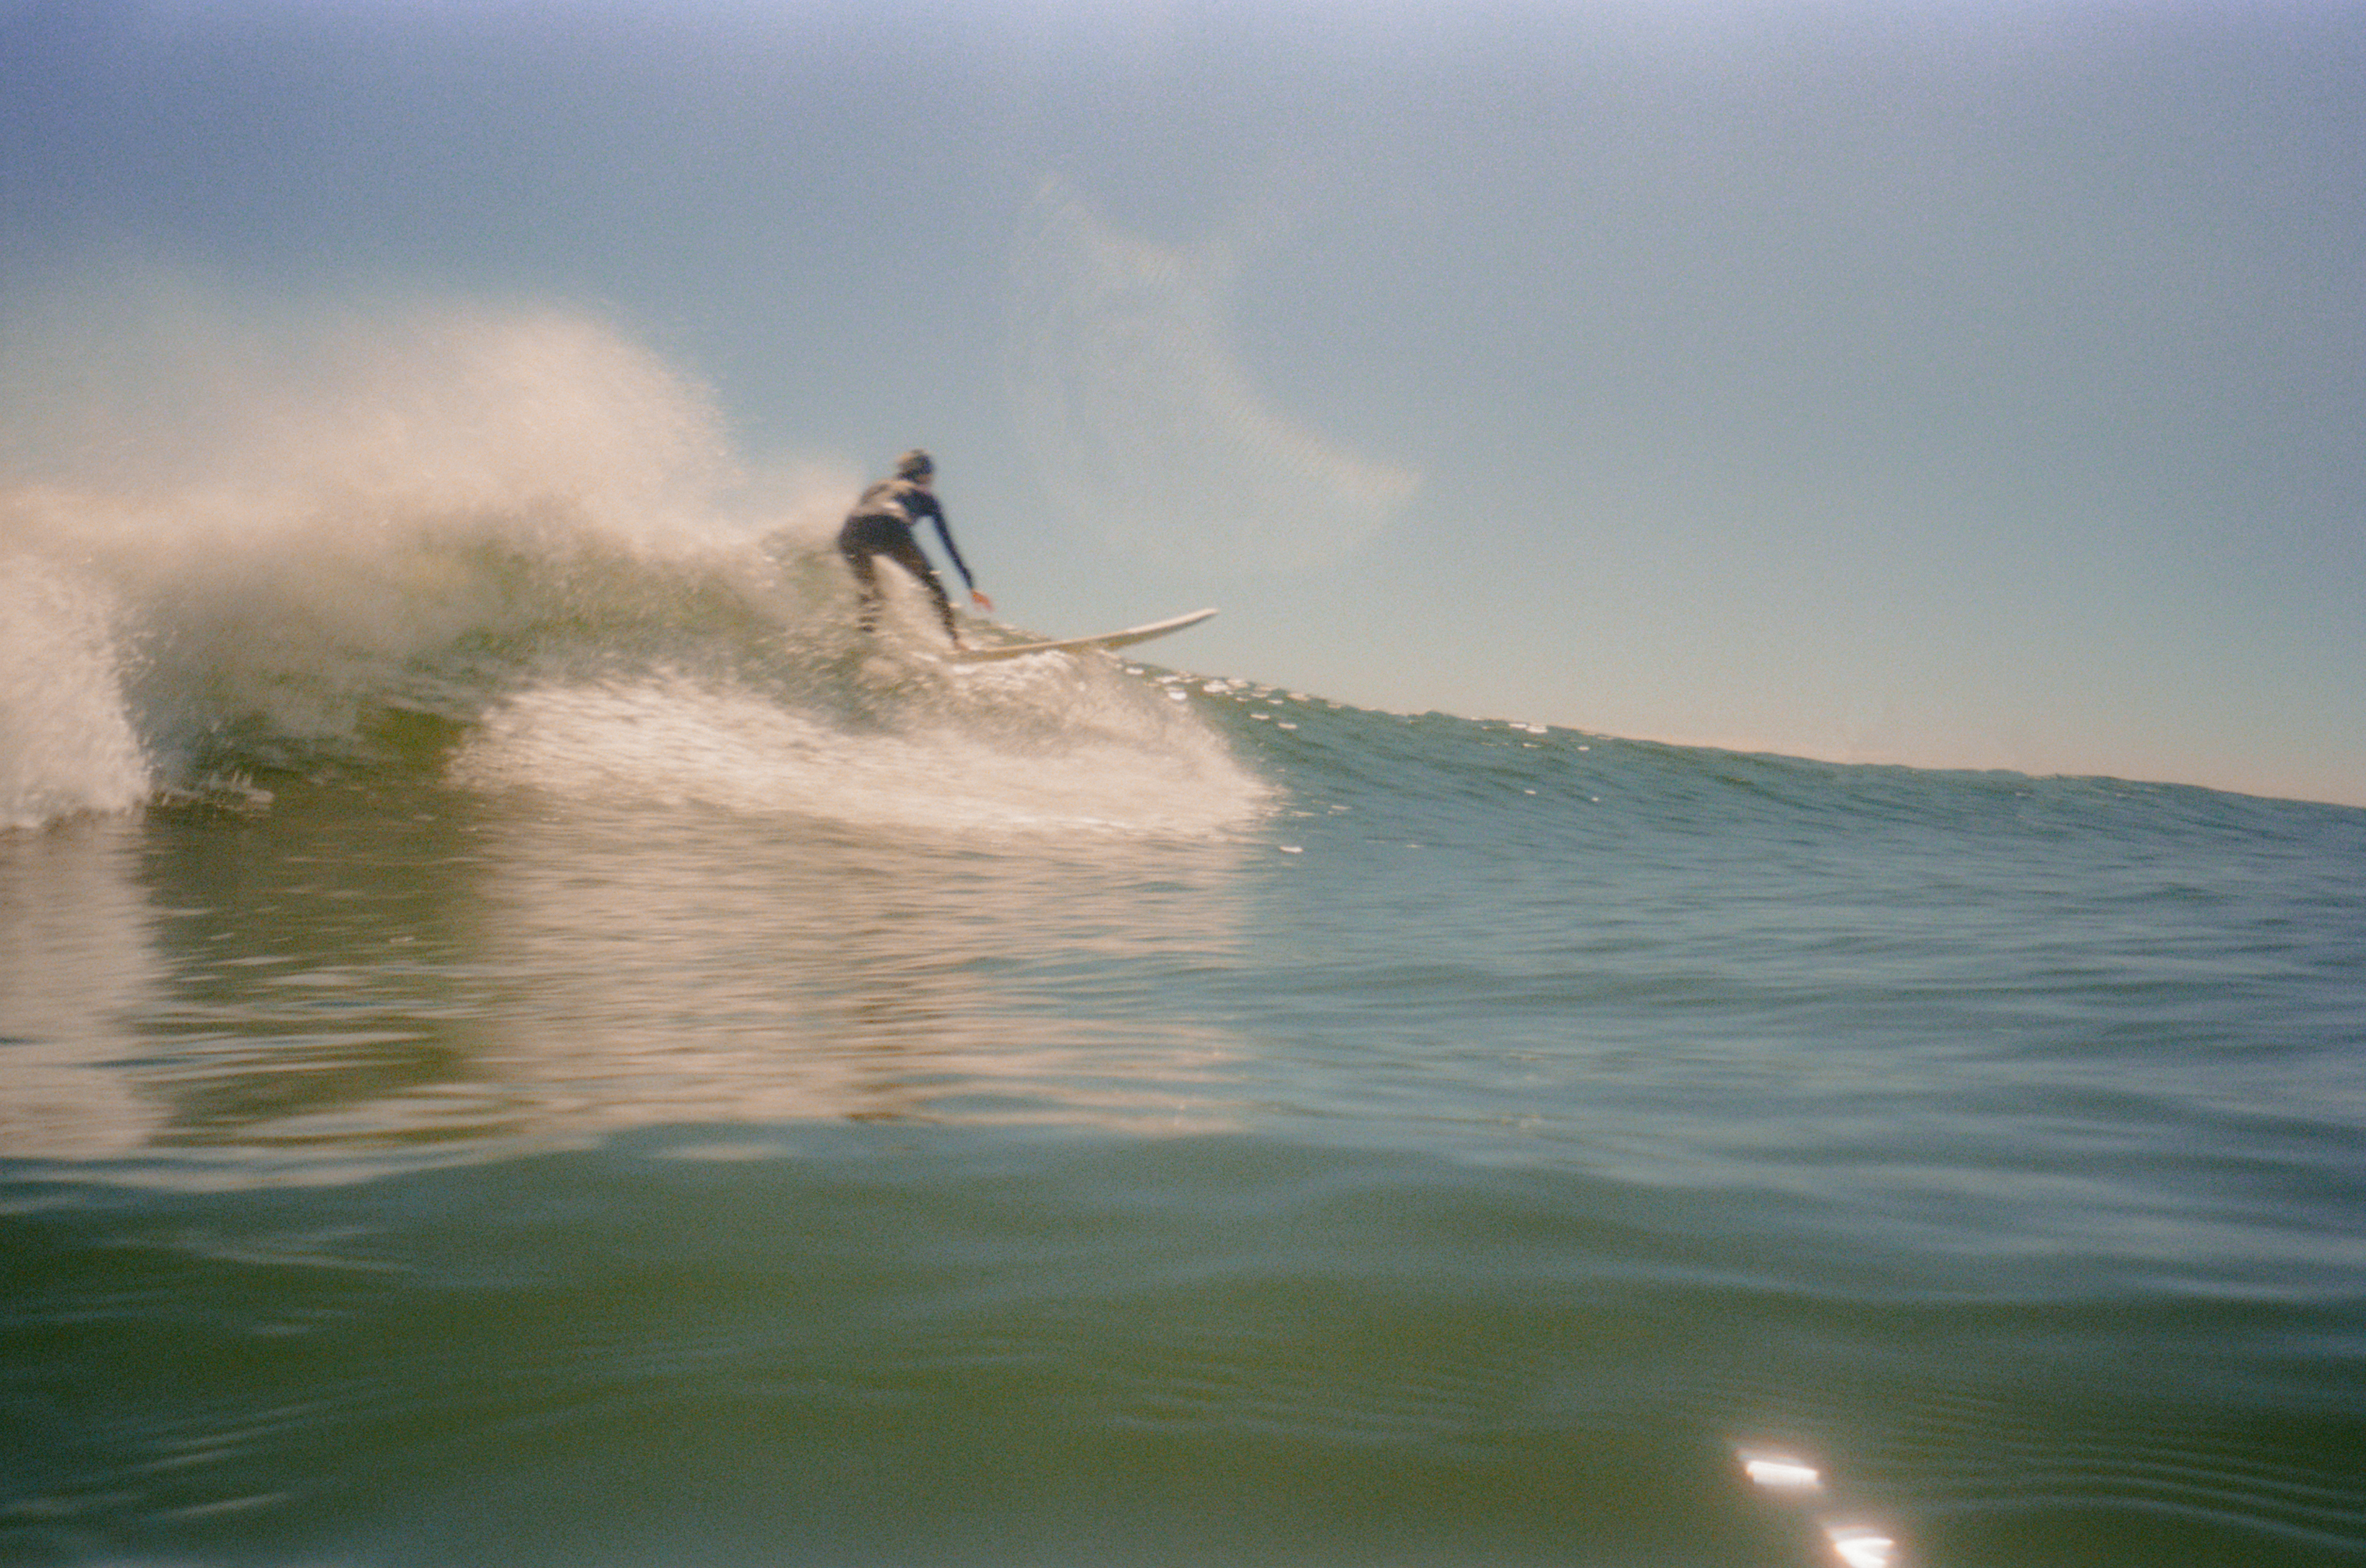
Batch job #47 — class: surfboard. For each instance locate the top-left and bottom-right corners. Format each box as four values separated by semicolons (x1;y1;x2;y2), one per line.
949;607;1218;664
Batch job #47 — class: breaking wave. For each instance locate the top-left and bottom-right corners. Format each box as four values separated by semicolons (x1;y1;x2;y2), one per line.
0;290;1266;839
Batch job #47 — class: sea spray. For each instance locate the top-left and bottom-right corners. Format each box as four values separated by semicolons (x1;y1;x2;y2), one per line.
0;286;1265;838
0;557;150;828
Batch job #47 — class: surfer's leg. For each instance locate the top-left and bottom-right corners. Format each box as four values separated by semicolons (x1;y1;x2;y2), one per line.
837;536;884;633
879;537;960;642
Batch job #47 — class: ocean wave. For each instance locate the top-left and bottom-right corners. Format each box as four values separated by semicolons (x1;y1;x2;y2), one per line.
0;295;1266;840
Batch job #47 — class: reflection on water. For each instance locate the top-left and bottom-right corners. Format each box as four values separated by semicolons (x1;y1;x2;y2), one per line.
1737;1444;1902;1568
1829;1528;1899;1568
468;802;1253;1138
0;818;164;1158
0;776;1253;1179
1740;1451;1824;1494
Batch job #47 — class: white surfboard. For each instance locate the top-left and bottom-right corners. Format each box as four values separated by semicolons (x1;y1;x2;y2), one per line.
949;607;1218;664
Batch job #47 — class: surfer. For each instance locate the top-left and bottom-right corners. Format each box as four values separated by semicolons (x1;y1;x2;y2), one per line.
837;449;991;645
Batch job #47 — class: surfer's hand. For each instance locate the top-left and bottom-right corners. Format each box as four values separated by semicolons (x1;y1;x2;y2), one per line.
970;589;993;613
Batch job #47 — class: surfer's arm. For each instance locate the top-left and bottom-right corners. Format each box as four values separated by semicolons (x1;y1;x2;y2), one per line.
923;503;990;609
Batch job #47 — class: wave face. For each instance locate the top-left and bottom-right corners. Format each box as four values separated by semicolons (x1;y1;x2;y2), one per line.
4;300;2364;1568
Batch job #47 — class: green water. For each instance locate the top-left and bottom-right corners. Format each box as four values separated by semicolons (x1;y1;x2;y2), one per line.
5;677;2364;1568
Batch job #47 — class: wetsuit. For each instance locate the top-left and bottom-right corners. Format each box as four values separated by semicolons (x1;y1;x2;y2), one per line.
836;476;976;641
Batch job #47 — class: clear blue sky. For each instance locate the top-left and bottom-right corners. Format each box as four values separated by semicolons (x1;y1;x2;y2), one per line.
6;0;2362;805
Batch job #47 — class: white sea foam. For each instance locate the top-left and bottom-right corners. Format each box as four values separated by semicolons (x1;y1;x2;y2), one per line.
451;667;1269;839
0;558;150;829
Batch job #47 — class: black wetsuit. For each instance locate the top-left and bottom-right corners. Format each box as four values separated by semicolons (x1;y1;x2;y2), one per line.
836;477;975;640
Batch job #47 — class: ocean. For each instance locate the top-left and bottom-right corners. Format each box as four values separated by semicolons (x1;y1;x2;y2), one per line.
5;368;2365;1567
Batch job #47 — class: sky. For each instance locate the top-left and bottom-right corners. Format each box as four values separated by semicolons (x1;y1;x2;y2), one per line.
4;0;2362;806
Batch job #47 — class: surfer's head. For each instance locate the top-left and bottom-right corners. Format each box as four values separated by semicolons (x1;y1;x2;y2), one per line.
895;449;934;482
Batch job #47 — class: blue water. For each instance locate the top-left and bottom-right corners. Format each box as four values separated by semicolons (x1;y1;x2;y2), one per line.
4;354;2365;1565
